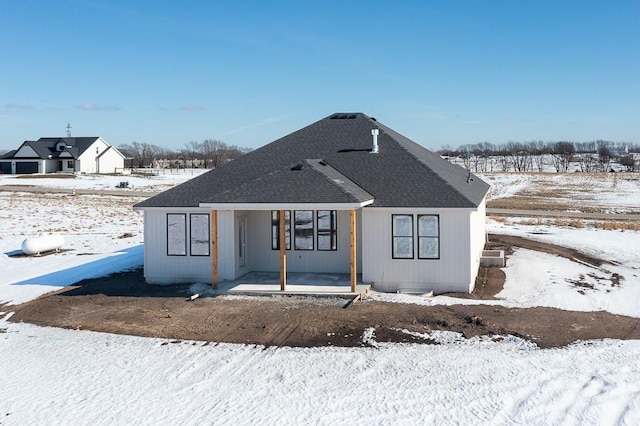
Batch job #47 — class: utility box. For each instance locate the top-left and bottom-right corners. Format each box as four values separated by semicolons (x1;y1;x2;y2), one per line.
480;250;505;267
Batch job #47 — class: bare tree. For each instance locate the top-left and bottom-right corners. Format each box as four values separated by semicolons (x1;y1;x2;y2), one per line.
459;145;472;170
549;141;574;173
201;139;231;169
597;140;613;172
628;143;640;154
619;155;636;172
118;141;163;168
528;141;547;172
507;142;532;172
180;140;202;167
496;146;510;171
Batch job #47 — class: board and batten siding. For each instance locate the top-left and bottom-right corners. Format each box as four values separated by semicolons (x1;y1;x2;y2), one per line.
361;208;476;294
217;210;235;280
468;198;487;292
143;209;227;284
246;210;362;274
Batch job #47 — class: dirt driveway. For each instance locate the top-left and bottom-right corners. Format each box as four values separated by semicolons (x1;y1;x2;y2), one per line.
7;235;640;349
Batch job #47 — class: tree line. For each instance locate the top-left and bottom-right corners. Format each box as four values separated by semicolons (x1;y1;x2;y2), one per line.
118;140;251;169
439;140;639;173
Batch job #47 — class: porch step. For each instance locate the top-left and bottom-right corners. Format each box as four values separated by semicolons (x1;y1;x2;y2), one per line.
219;283;372;299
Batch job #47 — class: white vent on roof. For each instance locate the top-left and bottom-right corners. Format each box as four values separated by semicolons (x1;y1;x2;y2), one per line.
371;129;379;154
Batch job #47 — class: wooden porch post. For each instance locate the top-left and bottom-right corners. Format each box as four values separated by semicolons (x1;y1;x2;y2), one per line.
211;210;218;289
350;209;357;292
279;210;287;291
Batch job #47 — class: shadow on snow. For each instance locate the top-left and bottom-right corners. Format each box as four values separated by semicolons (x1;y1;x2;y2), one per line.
11;245;144;290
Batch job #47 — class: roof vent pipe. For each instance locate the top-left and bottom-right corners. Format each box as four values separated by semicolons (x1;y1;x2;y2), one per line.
371;129;379;154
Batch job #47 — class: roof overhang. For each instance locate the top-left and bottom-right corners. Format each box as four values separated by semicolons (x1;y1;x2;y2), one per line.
198;199;374;210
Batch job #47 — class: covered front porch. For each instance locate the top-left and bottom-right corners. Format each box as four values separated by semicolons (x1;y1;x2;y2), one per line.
204;201;372;295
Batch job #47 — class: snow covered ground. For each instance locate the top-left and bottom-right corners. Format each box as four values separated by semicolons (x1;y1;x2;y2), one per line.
480;172;640;214
0;168;207;193
372;220;640;318
1;173;639;424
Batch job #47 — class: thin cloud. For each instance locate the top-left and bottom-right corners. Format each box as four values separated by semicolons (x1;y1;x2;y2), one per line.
223;114;292;136
79;103;121;111
5;103;33;109
182;105;206;112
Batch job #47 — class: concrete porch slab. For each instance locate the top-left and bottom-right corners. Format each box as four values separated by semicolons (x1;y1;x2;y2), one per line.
214;272;372;298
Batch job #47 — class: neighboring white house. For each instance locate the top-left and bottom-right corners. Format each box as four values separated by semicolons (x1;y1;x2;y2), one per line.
134;113;490;294
0;137;126;174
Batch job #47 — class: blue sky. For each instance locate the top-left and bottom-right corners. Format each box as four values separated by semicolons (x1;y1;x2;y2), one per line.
1;0;638;151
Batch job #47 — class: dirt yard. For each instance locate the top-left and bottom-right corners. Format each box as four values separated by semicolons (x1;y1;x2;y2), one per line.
7;234;640;349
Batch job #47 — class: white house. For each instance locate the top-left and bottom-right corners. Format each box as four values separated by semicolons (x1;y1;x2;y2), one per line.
0;137;126;174
134;113;490;294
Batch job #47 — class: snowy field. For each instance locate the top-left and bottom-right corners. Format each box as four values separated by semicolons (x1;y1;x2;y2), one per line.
480;172;640;214
0;168;207;193
1;172;640;424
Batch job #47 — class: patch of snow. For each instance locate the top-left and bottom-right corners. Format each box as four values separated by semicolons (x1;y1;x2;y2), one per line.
0;169;208;192
480;172;640;213
1;173;639;423
361;327;377;347
1;320;639;424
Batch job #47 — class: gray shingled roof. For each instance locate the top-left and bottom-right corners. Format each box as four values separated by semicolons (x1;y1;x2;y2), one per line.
4;137;101;159
0;149;17;159
135;113;490;209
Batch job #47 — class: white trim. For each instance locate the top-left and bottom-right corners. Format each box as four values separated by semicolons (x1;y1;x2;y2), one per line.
197;200;374;210
364;206;478;213
134;206;215;212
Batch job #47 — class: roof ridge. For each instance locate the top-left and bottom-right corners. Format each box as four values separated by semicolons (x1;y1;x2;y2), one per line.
304;159;374;203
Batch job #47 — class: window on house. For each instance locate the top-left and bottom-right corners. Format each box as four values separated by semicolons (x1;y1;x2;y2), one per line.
317;210;337;251
294;210;314;250
392;214;414;259
271;210;291;250
418;215;440;259
167;214;187;256
66;160;74;169
190;214;210;256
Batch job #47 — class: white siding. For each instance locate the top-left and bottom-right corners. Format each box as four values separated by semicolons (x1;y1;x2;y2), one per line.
141;204;489;292
246;210;362;274
468;198;487;292
78;138;124;174
143;209;215;284
141;208;365;284
217;210;236;280
96;147;125;173
45;160;58;173
77;141;100;173
362;208;474;294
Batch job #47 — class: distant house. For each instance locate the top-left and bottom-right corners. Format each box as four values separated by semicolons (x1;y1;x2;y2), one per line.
0;137;126;174
134;113;490;294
